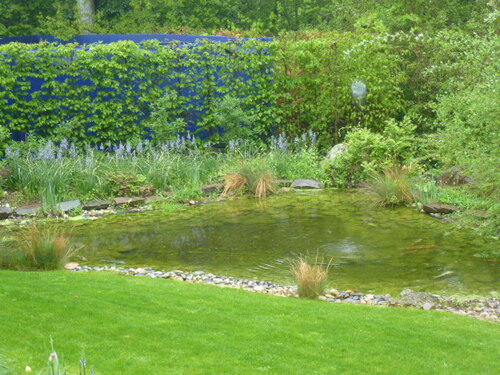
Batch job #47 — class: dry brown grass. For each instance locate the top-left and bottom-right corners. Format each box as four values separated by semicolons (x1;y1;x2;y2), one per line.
7;224;78;270
253;173;276;198
291;256;332;299
222;173;248;196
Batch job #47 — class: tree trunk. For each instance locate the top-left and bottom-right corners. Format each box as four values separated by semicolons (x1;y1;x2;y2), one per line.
77;0;95;27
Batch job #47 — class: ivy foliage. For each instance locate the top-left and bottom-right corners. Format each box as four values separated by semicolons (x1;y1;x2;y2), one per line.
0;39;278;145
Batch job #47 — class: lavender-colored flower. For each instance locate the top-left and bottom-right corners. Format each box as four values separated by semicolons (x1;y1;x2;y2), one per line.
6;146;20;159
274;133;288;152
68;143;78;158
114;143;125;157
49;352;57;362
229;140;239;150
125;142;132;155
161;144;169;152
136;141;144;154
60;138;69;151
37;141;55;160
294;136;300;145
308;130;317;145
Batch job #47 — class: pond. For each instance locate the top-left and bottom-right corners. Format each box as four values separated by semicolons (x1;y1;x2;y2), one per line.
67;191;499;295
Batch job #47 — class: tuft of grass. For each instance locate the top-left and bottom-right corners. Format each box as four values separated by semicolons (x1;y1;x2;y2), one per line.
222;173;248;196
362;165;414;207
0;225;78;271
291;255;331;299
253;172;275;198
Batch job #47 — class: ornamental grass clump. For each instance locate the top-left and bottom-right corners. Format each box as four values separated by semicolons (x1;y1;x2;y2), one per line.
222;159;276;198
362;165;414;207
1;225;78;271
291;256;331;299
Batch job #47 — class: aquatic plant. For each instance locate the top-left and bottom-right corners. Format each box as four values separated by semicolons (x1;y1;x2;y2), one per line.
362;165;414;207
291;256;331;299
1;225;78;271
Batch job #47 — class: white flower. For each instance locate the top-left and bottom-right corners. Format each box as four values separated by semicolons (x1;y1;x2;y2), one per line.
25;366;32;372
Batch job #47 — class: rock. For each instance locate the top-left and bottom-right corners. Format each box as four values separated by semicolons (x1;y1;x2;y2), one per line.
0;206;12;220
83;200;113;210
437;166;474;187
325;143;348;161
15;206;40;216
64;262;80;270
144;195;164;204
423;203;459;214
200;184;224;195
57;200;82;213
423;302;434;311
290;179;323;189
399;289;440;308
114;197;145;207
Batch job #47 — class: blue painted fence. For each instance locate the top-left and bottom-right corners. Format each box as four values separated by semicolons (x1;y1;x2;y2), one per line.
0;34;273;143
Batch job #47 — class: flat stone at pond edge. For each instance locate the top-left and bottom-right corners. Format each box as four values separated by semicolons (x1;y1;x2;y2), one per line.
114;197;145;207
16;206;40;216
144;195;164;204
83;200;113;210
0;206;12;220
290;179;323;189
200;184;224;195
423;203;459;214
57;200;82;212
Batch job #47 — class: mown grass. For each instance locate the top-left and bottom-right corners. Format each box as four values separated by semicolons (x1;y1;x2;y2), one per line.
0;271;498;375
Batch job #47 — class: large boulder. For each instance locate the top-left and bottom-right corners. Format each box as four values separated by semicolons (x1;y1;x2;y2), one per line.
325;143;348;161
290;179;323;189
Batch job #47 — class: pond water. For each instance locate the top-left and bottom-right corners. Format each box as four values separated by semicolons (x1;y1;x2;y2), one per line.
66;191;499;295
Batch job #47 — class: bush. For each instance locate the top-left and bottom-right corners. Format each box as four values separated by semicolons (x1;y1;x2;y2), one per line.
326;117;417;187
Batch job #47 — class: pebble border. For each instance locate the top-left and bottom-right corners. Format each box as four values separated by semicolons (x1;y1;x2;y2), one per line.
71;265;499;322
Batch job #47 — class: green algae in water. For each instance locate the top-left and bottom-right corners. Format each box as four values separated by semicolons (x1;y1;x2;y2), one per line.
38;192;500;294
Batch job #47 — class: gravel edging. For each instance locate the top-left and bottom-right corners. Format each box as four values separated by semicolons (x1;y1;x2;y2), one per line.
70;265;499;323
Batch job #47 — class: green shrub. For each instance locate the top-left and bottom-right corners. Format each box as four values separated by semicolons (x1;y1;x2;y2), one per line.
326;117;417;187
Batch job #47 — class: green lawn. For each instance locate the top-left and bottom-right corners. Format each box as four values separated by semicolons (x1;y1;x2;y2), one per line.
0;271;498;375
